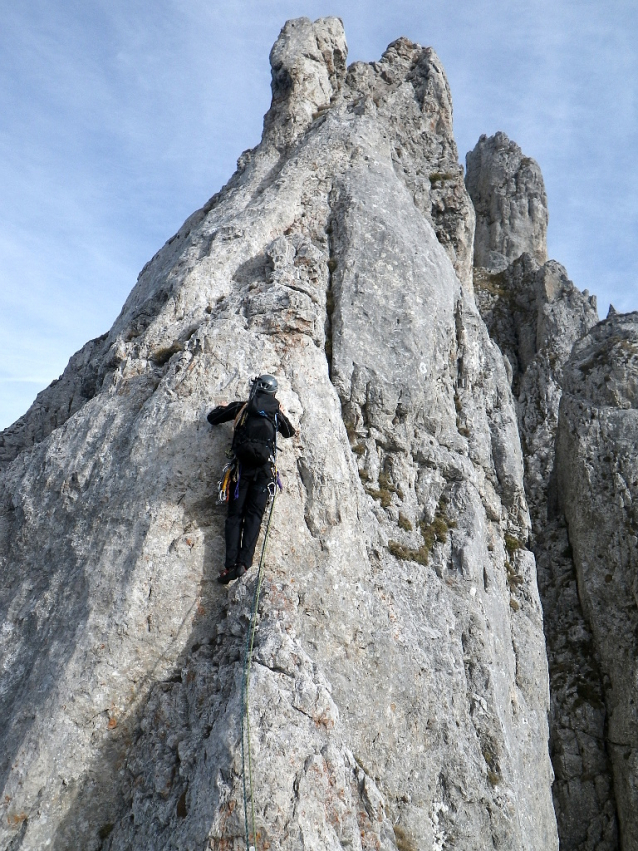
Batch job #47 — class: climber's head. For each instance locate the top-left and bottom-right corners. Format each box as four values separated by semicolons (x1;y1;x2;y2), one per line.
254;374;278;395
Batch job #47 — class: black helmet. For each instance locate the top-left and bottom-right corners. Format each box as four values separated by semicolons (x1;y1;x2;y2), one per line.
254;374;278;394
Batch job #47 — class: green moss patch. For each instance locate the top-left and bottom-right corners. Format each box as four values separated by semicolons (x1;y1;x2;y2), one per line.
388;540;429;565
366;486;394;509
473;269;510;299
393;825;417;851
487;770;500;786
428;171;455;184
388;498;456;565
366;470;404;508
504;534;523;556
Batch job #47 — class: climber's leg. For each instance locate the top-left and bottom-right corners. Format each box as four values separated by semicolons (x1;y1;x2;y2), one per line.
237;469;271;569
224;475;250;569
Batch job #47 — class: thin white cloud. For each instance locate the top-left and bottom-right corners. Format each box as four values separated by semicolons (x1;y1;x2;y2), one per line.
1;0;637;430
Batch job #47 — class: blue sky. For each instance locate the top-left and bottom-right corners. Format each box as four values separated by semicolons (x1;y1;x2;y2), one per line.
1;0;637;430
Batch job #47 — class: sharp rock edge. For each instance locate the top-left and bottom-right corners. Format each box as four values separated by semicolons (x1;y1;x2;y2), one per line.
1;15;634;851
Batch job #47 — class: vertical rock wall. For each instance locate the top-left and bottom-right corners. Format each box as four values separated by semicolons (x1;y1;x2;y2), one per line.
556;314;638;850
0;18;560;851
466;135;621;849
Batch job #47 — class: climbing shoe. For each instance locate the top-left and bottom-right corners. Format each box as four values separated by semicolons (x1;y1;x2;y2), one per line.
217;567;236;585
217;564;248;585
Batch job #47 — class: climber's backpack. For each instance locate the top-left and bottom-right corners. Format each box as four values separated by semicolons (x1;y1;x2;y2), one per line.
232;391;279;467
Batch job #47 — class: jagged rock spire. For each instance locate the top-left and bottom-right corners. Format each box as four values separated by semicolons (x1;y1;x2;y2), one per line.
467;127;623;847
0;19;559;851
466;131;548;271
263;17;348;150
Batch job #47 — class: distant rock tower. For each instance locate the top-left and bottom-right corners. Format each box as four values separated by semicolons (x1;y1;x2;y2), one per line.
466;131;548;271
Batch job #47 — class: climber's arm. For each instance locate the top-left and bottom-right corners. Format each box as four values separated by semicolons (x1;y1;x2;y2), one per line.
207;401;244;425
277;408;296;438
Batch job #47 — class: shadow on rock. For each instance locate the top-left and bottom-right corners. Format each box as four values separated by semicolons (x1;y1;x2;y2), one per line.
48;416;247;851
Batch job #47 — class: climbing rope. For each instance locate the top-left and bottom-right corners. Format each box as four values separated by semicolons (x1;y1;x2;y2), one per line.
240;483;278;851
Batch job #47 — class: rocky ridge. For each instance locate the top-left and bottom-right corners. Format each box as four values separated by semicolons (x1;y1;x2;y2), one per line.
0;16;634;851
466;132;638;850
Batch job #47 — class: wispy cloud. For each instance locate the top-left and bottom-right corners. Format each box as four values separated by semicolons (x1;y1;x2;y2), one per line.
1;0;637;430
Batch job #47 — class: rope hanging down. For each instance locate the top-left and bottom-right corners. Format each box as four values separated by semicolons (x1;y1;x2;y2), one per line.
240;484;278;851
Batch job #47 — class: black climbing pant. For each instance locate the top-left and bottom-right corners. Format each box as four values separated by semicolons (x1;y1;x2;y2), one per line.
224;467;272;569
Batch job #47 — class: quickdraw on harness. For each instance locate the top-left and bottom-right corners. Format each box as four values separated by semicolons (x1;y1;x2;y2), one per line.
218;460;234;503
218;455;245;502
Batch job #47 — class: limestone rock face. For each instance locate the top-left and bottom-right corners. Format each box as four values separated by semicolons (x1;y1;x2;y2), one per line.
0;18;558;851
466;132;548;271
466;143;621;848
345;37;476;289
0;334;111;472
264;16;348;151
474;255;599;514
556;313;638;850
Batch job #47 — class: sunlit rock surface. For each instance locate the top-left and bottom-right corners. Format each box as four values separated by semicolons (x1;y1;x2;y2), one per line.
466;137;622;849
6;16;622;851
466;132;548;272
556;313;638;850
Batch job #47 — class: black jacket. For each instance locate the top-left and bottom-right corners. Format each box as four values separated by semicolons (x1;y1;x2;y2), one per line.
208;393;295;476
207;393;295;437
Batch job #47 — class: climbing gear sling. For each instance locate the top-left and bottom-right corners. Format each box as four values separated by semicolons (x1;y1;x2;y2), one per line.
218;462;234;503
240;481;278;851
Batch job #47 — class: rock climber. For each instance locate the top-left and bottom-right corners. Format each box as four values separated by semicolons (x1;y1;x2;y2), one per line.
208;374;295;584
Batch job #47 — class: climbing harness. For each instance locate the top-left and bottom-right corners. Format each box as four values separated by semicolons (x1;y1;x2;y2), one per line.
240;478;280;851
217;379;280;504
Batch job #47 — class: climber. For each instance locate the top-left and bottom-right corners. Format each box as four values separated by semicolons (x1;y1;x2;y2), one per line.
208;374;295;584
